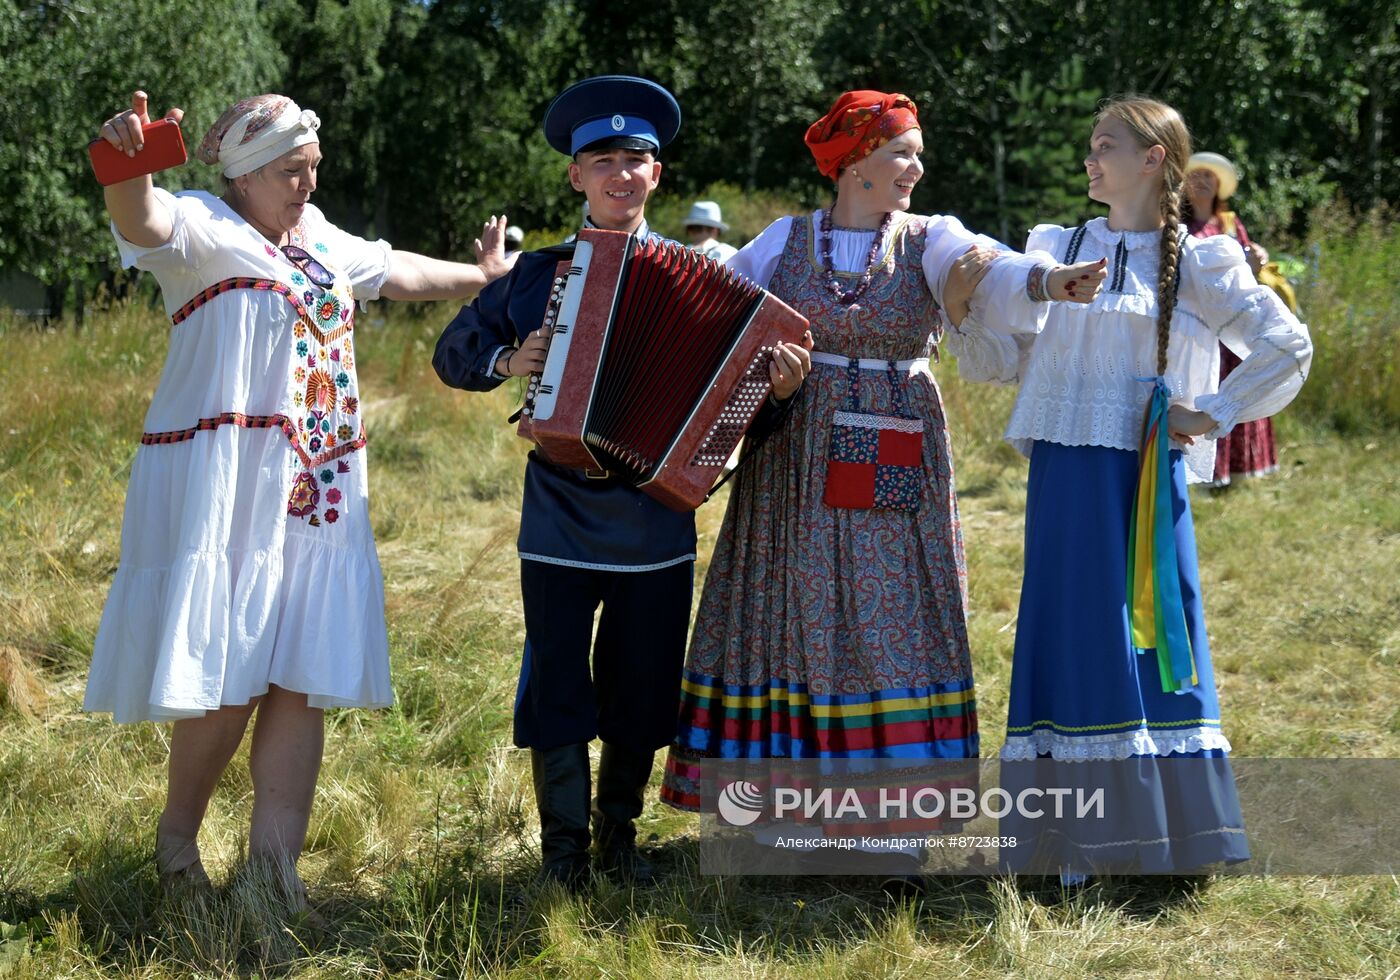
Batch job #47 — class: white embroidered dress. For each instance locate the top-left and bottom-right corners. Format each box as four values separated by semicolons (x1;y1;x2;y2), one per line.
84;189;394;722
947;217;1312;479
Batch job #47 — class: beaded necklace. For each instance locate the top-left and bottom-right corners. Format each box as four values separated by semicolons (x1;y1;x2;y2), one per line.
819;208;893;305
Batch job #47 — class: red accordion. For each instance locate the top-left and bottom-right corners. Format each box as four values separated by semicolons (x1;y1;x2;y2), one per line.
517;228;809;511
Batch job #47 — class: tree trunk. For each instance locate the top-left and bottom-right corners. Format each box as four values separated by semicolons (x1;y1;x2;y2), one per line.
44;279;66;324
375;181;392;245
987;0;1008;243
1367;14;1394;206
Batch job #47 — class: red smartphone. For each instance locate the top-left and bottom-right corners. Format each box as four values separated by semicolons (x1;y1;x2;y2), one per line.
88;117;187;186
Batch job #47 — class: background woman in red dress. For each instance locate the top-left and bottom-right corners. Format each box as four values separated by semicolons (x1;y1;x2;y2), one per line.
1185;152;1281;486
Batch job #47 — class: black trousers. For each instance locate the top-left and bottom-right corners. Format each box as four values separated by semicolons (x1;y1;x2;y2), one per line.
515;559;692;754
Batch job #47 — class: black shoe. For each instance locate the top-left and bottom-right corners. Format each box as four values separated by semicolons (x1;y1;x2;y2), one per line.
592;742;656;884
537;860;591;893
531;743;592;890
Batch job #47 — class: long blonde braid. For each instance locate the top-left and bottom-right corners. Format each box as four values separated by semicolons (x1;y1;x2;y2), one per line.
1095;97;1192;377
1155;182;1185;376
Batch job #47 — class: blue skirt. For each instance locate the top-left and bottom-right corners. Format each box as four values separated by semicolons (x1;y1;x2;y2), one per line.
1000;441;1248;872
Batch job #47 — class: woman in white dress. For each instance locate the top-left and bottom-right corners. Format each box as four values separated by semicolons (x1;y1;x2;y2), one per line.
84;90;514;898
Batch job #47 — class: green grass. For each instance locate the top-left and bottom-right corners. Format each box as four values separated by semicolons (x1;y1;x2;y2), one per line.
2;296;1399;977
1292;206;1400;433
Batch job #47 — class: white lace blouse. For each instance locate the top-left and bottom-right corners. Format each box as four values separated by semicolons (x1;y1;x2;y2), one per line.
944;217;1313;481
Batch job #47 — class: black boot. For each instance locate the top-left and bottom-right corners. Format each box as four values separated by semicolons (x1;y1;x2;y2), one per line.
531;743;592;890
592;742;656;884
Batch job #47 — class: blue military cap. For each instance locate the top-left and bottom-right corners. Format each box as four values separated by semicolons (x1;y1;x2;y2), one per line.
543;75;681;157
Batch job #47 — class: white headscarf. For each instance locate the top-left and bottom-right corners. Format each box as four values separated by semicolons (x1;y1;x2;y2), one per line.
200;95;321;178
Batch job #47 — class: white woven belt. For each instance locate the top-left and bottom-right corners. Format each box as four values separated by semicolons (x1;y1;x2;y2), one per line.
810;351;930;372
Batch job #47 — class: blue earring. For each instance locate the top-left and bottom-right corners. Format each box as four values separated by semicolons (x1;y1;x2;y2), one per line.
863;181;872;190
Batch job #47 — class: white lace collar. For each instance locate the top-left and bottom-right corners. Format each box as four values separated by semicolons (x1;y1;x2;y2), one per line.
1083;216;1164;252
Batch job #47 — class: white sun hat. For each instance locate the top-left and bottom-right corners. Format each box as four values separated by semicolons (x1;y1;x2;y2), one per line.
683;200;728;232
1187;152;1239;201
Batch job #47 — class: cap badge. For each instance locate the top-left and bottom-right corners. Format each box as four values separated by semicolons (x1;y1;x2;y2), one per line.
611;114;625;131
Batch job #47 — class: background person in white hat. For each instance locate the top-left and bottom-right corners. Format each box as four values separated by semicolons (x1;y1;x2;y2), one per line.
1185;151;1268;275
1185;150;1283;487
684;200;737;263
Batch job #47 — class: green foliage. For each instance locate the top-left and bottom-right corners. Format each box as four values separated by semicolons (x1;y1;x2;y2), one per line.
375;0;585;256
0;0;283;292
665;0;838;194
261;0;406;234
808;0;1400;243
980;58;1104;246
1292;205;1400;432
2;0;1399;320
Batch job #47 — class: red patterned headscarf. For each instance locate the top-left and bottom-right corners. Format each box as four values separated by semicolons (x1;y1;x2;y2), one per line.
804;91;920;181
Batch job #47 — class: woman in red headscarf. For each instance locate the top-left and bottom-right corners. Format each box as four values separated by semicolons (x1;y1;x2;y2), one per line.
660;91;1102;878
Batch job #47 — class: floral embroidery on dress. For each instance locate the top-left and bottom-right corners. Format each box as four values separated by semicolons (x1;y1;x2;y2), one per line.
272;233;364;529
154;244;366;531
288;471;320;517
306;369;336;411
316;294;341;325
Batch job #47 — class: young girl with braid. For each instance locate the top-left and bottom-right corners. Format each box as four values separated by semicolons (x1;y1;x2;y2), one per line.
946;96;1312;876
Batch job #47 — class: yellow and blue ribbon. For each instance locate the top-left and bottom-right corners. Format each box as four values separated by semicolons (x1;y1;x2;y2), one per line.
1126;379;1198;694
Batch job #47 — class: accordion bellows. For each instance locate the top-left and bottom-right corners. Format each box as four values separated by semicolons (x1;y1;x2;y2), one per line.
518;228;809;511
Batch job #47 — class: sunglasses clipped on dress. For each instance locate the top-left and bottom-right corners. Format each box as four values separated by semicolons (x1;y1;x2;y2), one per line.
281;244;335;288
